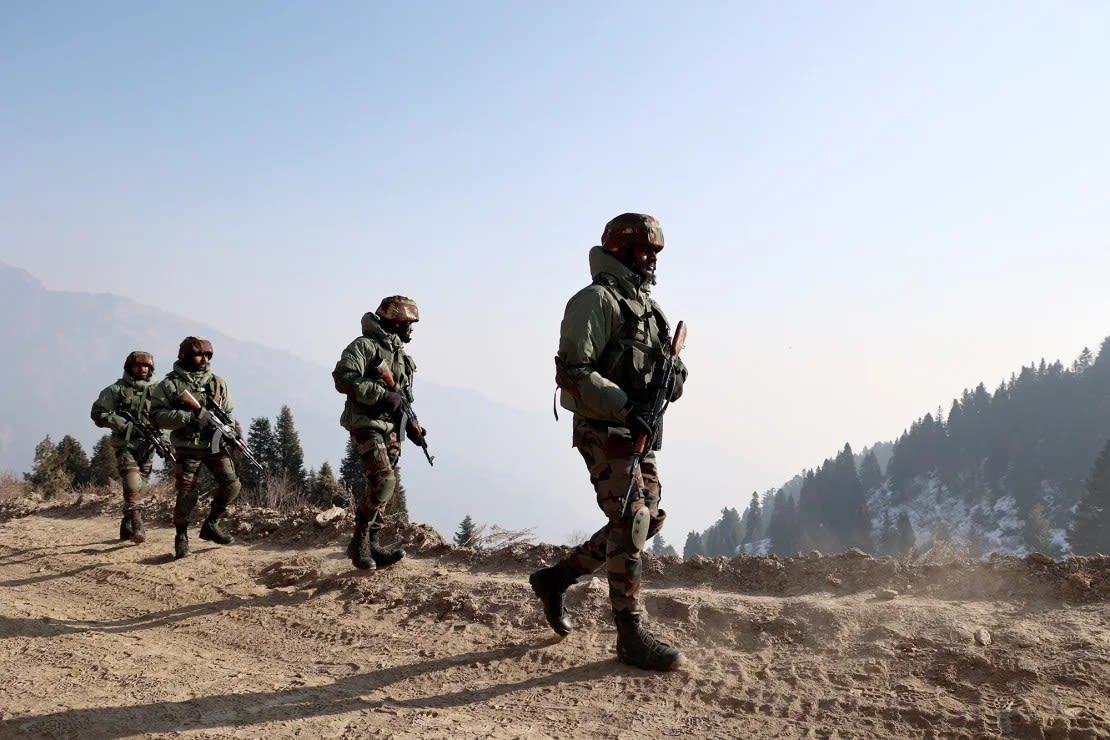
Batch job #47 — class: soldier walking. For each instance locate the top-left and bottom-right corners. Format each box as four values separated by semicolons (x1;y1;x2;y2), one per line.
90;351;164;543
332;296;427;571
531;213;688;671
150;336;243;559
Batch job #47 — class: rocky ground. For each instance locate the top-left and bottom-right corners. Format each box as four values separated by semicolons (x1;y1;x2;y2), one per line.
1;490;1109;739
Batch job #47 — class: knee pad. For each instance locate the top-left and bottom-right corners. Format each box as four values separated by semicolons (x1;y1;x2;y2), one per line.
121;469;146;498
629;507;651;552
216;478;241;509
373;475;397;506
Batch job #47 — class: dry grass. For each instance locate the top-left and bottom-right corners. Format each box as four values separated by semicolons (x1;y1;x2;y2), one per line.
0;470;23;502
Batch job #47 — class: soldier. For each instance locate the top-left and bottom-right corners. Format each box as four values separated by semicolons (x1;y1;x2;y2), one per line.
531;213;688;671
150;336;242;559
90;351;163;543
332;296;426;571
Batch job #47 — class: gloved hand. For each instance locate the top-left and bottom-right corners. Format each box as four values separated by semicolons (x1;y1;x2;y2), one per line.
194;408;212;427
406;421;427;444
379;390;404;414
624;405;655;440
669;373;685;402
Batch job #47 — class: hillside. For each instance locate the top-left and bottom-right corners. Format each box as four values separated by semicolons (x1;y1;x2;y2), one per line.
2;491;1108;739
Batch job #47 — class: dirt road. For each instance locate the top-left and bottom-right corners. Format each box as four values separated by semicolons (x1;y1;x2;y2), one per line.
2;496;1109;738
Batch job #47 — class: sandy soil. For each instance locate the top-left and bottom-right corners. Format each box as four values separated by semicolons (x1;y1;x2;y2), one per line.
2;492;1109;739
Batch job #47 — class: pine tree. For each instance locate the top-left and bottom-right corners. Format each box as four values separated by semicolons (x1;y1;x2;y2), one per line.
827;444;873;552
89;434;119;486
339;438;367;503
54;435;91;487
275;405;306;490
742;491;763;545
1069;438;1110;554
650;533;678;558
313;461;344;508
387;472;409;521
682;531;706;559
303;466;319;505
1073;347;1093;373
767;488;800;556
894;512;916;554
876;511;896;556
24;436;69;497
454;514;478;546
243;417;279;496
858;449;883;494
716;507;742;557
1024;503;1056;556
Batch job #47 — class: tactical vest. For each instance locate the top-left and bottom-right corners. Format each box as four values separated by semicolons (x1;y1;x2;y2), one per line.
339;337;416;431
116;380;155;447
591;275;671;406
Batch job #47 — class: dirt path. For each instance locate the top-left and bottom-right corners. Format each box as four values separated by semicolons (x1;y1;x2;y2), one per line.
2;503;1109;739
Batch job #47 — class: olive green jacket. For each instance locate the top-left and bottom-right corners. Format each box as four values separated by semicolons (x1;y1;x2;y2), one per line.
556;246;687;426
332;311;417;434
149;361;235;451
90;374;161;454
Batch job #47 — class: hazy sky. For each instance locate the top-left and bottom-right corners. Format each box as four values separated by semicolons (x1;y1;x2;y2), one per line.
3;2;1109;538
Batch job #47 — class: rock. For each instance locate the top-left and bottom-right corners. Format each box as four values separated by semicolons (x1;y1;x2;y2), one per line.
826;575;842;587
314;506;347;527
974;628;991;646
843;547;870;559
806;550;823;561
1068;573;1092;592
1027;552;1055;565
877;588;899;600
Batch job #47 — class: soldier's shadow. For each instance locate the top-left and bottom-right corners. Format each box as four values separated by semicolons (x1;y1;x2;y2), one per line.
0;640;616;738
0;541;128;565
138;545;220;566
0;562;111;588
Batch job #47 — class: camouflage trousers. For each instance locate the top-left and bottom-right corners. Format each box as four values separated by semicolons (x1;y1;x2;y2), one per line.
351;428;403;530
114;448;154;507
564;416;666;613
172;449;241;527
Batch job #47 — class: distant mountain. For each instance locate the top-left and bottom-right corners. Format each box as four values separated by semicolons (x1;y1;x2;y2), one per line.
0;262;594;541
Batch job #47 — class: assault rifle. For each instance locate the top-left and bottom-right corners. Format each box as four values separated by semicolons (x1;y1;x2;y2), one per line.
177;390;264;472
375;360;435;466
118;409;177;464
620;320;687;530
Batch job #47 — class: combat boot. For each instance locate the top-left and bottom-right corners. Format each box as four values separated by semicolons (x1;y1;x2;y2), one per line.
347;520;375;570
369;528;405;569
119;514;133;542
174;525;190;559
128;509;146;544
529;561;576;636
614;609;685;671
199;515;234;545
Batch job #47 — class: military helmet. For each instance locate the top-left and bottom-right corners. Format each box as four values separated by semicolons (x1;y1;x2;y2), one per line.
376;296;420;323
601;213;664;256
178;336;214;360
124;350;155;374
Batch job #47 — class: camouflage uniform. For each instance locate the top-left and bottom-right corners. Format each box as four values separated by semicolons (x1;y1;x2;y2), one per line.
332;297;423;570
90;351;162;543
532;213;688;671
150;337;241;558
